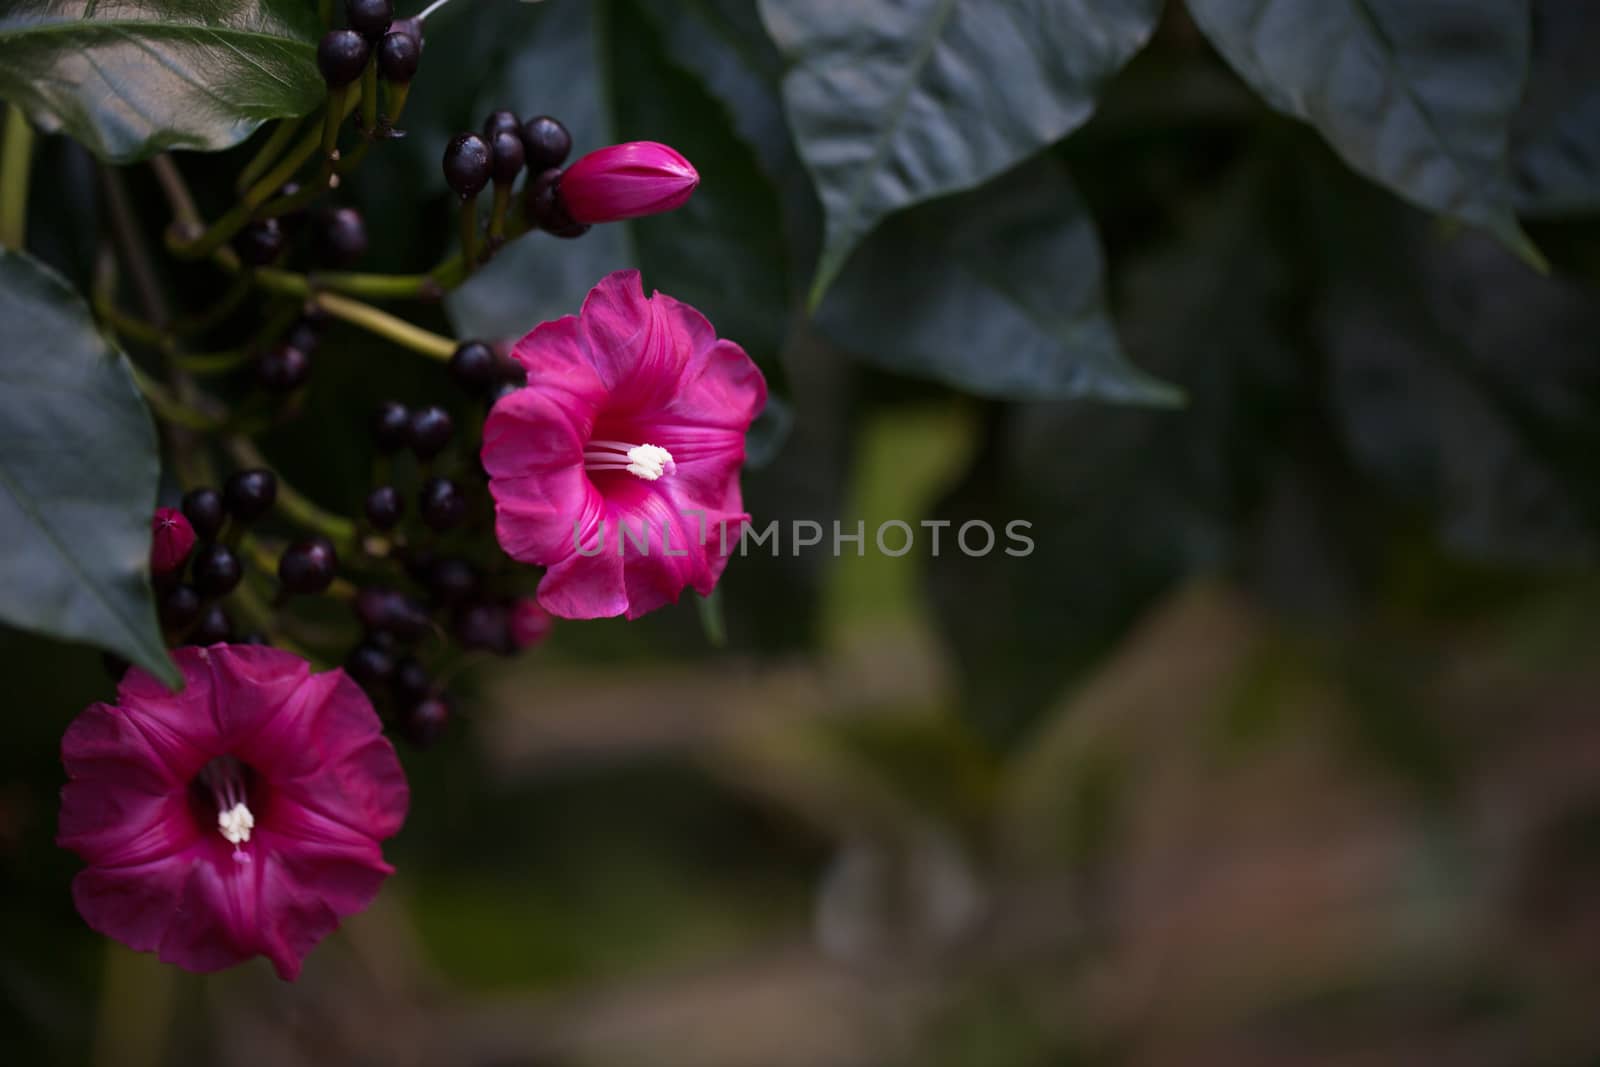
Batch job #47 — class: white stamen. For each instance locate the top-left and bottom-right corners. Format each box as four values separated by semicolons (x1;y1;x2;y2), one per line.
584;440;675;481
218;801;255;845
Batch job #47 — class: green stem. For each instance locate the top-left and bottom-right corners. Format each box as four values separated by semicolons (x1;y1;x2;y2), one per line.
314;291;456;360
227;438;358;548
360;56;379;136
126;363;225;430
458;195;480;271
0;105;35;249
323;86;349;159
235;117;303;193
489;183;510;241
383;82;412;130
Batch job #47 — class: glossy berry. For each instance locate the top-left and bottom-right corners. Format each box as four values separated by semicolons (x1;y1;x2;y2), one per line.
317;29;370;88
521;115;572;171
391;656;430;705
315;206;368;268
181;488;225;540
428;557;479;604
256;344;311;392
237;631;271;646
488;379;522;405
346;0;392;39
364;485;404;530
400;694;452;747
454;601;510;653
223;469;277;521
159;584;202;631
346;641;395;685
525;167;588;238
278;536;338;595
355;588;430;642
233;218;285;266
408;405;454;459
188;604;233;646
448;340;498;393
286;317;321;354
377;29;419;83
483;109;521;141
442;133;491;198
490;130;524;186
192;543;243;598
418;477;466;531
371;400;411;453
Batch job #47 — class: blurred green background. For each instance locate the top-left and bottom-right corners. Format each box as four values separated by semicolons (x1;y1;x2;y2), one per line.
5;0;1600;1064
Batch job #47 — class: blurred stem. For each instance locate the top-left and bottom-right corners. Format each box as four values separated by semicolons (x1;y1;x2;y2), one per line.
0;104;34;249
126;362;225;430
489;182;510;240
235;116;304;192
360;56;379;135
227;437;358;548
323;86;349;159
383;81;412;128
314;291;456;359
417;0;462;22
149;155;202;239
459;195;480;270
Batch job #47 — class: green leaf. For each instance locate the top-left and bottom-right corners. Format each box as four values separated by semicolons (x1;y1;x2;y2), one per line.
757;0;1164;305
815;158;1179;404
1187;0;1544;266
1512;2;1600;217
0;0;323;163
0;249;176;686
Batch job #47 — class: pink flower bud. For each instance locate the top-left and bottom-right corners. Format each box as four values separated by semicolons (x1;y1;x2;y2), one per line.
508;597;554;650
150;507;196;576
560;142;699;224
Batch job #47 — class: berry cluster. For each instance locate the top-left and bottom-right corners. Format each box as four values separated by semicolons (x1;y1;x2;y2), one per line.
442;109;586;239
151;471;280;646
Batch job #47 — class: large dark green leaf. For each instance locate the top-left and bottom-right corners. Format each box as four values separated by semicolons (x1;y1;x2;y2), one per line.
0;0;323;163
1186;0;1542;263
0;249;176;685
815;158;1178;404
1512;0;1600;217
758;0;1164;305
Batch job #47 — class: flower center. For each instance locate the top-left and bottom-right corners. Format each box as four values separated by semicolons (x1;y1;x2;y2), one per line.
197;755;255;861
584;439;675;481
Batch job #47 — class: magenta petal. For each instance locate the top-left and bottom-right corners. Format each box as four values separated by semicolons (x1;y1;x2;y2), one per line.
484;270;766;620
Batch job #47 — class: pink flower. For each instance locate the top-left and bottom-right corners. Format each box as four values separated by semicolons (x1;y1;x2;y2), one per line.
508;597;554;650
150;507;196;576
58;645;409;981
560;142;699;224
483;270;766;620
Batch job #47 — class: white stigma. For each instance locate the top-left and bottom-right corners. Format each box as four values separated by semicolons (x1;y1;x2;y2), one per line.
584;440;676;481
218;801;255;845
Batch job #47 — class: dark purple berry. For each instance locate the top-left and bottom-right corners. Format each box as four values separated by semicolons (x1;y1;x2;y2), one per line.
490;130;524;186
256;344;311;392
525;167;588;238
159;584;202;631
408;405;453;459
286;317;320;353
428;557;479;604
487;379;522;405
454;601;510;653
181;487;225;540
238;631;271;646
192;543;243;598
400;693;452;747
233;218;285;267
223;469;277;522
355;588;430;642
520;115;571;171
188;604;233;646
448;340;497;393
418;477;466;530
278;536;338;595
483;110;521;141
346;641;395;685
345;0;393;39
365;485;403;530
391;655;429;701
376;29;420;83
314;206;368;268
442;133;491;198
317;29;370;87
390;16;422;46
371;401;410;453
